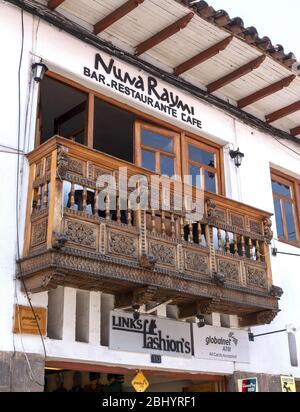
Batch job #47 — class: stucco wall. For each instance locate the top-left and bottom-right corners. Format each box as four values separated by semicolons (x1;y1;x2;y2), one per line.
0;1;299;382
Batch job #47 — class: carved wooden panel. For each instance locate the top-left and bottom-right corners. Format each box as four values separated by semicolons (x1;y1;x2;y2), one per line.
149;241;176;267
35;161;42;179
184;250;209;275
67;158;85;176
214;208;227;224
93;166;112;181
245;264;268;290
45;156;52;172
64;219;97;249
31;220;47;248
217;257;240;285
249;219;263;236
230;213;245;229
108;230;138;258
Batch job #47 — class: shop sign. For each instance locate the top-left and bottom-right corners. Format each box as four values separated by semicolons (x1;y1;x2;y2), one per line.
13;305;47;336
109;311;192;358
131;371;149;392
83;52;203;130
193;324;250;363
281;376;296;392
238;377;258;392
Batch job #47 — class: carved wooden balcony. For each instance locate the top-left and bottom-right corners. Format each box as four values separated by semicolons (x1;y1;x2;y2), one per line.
19;136;282;327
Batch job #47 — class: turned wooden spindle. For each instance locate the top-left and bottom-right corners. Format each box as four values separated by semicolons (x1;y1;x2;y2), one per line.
248;238;253;259
256;240;261;262
43;183;48;208
70;182;75;209
171;213;175;238
180;217;185;241
241;235;245;257
198;222;202;245
188;220;194;243
127;199;132;227
225;231;230;253
116;195;121;223
82;187;87;212
217;228;222;251
94;190;99;216
105;194;110;221
151;209;156;234
234;234;238;256
161;211;166;235
37;185;42;210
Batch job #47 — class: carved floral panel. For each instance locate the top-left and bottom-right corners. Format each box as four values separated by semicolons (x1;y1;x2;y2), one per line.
149;241;176;266
246;265;268;289
64;219;97;249
108;231;137;257
31;220;47;247
230;213;244;229
184;250;209;274
217;258;240;284
67;158;84;175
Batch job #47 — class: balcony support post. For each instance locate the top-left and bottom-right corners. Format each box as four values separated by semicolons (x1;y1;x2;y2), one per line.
47;148;63;248
22;162;36;257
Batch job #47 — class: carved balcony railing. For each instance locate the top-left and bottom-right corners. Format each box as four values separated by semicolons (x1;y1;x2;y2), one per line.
19;136;282;326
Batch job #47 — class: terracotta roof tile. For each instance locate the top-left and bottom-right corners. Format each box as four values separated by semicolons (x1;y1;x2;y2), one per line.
178;0;299;71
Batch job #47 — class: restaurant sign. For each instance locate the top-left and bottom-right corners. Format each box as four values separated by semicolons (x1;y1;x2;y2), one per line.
193;324;250;363
109;311;192;358
83;53;202;130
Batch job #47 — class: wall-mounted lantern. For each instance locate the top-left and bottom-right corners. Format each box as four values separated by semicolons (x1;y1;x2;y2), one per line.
32;62;48;82
229;148;244;168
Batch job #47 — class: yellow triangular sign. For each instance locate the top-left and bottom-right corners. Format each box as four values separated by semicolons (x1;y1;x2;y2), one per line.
131;371;149;392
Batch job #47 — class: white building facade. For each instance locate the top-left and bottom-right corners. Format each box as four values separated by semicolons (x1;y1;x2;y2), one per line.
0;0;300;392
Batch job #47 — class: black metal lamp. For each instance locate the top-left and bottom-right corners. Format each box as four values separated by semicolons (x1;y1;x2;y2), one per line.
196;314;206;328
229;148;244;168
32;62;48;82
132;304;140;321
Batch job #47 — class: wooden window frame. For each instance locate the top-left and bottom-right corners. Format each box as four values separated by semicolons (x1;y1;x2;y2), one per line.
271;168;300;247
36;71;225;194
182;136;224;195
135;120;181;177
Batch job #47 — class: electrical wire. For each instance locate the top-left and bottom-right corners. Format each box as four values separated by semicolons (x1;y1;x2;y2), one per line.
272;134;300;157
15;8;46;388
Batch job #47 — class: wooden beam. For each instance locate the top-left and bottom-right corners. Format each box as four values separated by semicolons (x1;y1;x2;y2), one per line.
174;36;233;76
207;55;266;93
47;0;64;10
94;0;144;35
290;126;300;136
238;75;296;108
135;12;194;56
266;100;300;123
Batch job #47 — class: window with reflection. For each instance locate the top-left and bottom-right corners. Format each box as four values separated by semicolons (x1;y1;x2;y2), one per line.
271;171;299;245
135;122;180;178
186;139;220;194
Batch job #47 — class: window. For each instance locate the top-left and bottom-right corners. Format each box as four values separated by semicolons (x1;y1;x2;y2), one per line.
135;122;181;178
93;97;135;163
39;76;88;145
271;170;300;245
184;138;221;194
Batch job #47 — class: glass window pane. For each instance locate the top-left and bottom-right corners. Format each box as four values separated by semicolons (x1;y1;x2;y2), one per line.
141;129;173;152
205;170;216;193
272;180;291;198
189;165;201;188
273;198;284;238
160;155;174;177
284;201;297;241
189;145;215;167
142;150;156;172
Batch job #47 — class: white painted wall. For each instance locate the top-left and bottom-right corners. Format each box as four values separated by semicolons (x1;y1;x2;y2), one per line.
0;1;300;380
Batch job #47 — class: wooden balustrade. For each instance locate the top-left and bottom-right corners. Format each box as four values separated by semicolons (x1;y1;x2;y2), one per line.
19;136;281;327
